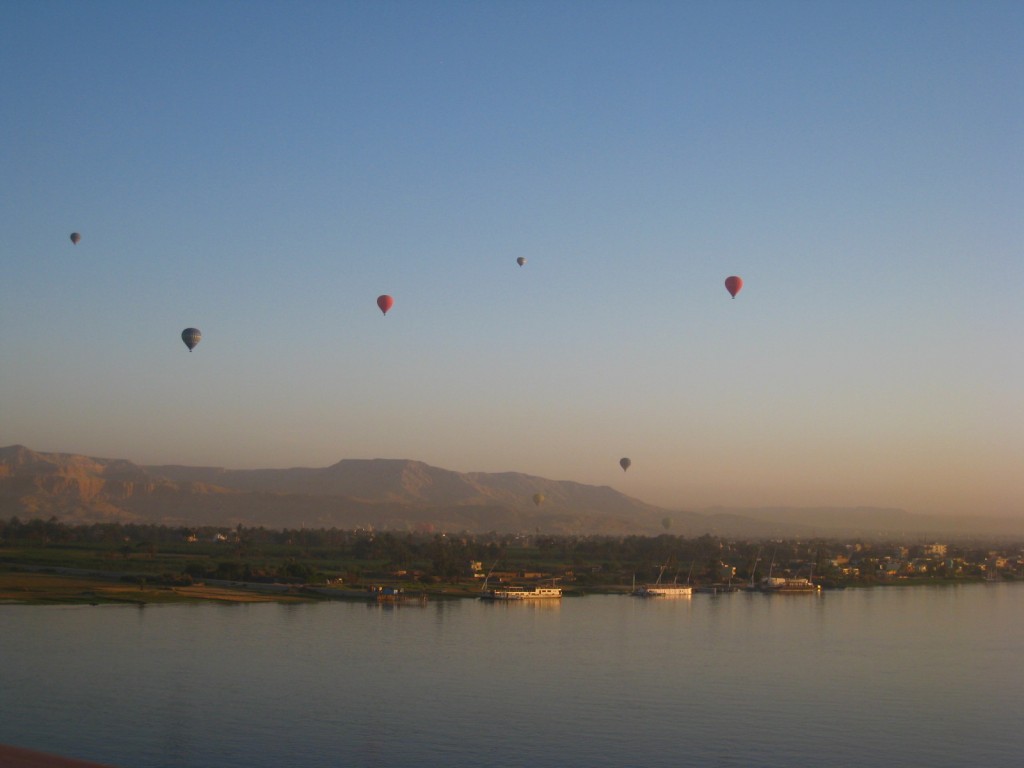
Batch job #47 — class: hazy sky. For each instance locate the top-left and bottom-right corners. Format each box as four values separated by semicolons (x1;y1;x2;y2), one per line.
2;1;1021;517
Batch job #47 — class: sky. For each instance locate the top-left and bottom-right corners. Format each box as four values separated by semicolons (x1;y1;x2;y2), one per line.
2;1;1022;518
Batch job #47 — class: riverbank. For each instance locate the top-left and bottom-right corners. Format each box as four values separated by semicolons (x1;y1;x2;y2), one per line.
0;567;614;605
0;570;313;605
0;565;1006;605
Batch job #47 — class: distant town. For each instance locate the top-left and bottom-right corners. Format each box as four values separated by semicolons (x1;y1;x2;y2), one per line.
2;518;1021;604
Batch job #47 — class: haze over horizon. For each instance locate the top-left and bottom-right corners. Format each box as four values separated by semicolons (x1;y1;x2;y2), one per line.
2;2;1021;520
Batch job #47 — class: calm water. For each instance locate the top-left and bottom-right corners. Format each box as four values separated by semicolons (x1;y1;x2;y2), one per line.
1;585;1021;767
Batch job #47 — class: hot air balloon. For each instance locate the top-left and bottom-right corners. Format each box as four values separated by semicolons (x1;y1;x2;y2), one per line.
70;232;81;245
181;328;202;351
377;295;394;315
620;457;631;472
725;276;743;298
517;257;527;267
532;493;545;507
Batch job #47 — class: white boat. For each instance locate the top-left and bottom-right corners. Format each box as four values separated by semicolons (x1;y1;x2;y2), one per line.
757;576;820;593
479;585;562;600
479;560;562;600
632;566;692;598
754;556;820;593
633;583;693;598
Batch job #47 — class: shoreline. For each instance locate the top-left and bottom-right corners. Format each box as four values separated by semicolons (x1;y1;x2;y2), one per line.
0;567;1007;606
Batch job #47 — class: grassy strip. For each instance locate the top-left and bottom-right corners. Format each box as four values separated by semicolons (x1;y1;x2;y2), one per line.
0;571;313;605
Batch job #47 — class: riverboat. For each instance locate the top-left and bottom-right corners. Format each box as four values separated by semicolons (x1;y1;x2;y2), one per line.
633;582;693;597
368;585;427;603
757;576;820;593
478;559;562;600
748;552;821;593
479;585;562;600
632;565;692;598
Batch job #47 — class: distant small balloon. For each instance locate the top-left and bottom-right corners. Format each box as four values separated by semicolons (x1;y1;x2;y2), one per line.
620;457;631;472
377;295;394;316
532;493;544;507
181;328;202;351
517;257;527;267
70;232;81;245
725;276;743;298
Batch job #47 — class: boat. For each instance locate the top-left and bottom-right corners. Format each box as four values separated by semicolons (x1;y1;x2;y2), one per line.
632;565;692;598
633;582;693;597
754;556;820;593
479;584;562;600
478;559;562;600
757;576;820;593
368;585;427;603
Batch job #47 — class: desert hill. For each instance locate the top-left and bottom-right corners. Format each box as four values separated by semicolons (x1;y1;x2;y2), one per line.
148;459;673;517
1;445;698;535
3;446;1021;539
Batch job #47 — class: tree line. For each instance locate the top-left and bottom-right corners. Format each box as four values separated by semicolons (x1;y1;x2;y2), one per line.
2;516;1018;587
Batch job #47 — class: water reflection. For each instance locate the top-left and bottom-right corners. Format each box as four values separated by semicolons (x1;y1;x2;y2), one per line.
1;586;1022;767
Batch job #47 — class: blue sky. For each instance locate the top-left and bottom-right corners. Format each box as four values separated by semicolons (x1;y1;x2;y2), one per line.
2;1;1021;517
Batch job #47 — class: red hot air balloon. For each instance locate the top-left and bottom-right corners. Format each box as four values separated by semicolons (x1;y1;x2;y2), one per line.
377;295;394;315
70;232;81;245
725;276;743;298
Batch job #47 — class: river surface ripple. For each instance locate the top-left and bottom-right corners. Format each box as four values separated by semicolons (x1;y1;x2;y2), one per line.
2;584;1022;767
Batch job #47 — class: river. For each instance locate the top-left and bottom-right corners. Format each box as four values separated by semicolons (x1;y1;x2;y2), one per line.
1;584;1021;767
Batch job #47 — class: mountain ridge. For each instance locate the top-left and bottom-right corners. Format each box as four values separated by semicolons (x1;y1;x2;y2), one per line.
1;445;690;534
3;446;1022;539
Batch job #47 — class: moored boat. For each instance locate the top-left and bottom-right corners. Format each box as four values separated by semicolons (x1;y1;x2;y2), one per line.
368;585;427;603
478;559;562;600
756;576;821;593
748;551;821;593
633;582;693;598
479;585;563;600
632;565;692;598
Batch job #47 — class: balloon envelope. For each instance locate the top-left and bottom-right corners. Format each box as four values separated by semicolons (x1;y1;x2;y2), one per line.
70;232;81;245
377;295;394;315
620;457;631;472
517;257;527;267
725;276;743;298
532;493;544;507
181;328;201;351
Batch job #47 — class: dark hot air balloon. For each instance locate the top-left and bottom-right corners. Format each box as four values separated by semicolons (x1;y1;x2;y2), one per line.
725;276;743;298
620;457;631;472
517;257;527;267
181;328;202;351
70;232;81;245
377;295;394;315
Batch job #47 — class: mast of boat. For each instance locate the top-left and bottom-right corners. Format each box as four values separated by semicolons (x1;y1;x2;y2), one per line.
481;559;499;593
655;563;667;586
749;547;762;588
